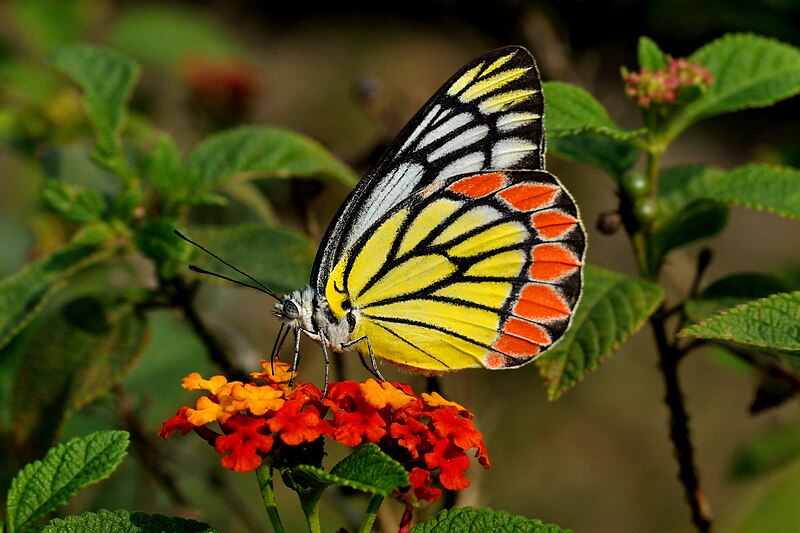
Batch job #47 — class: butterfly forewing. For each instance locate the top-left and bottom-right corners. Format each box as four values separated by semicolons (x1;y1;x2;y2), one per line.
324;170;585;373
312;46;545;294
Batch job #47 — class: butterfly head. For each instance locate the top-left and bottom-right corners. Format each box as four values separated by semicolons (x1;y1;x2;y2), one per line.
274;286;317;332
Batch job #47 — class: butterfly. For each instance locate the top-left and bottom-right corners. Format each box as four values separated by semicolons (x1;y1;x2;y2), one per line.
183;46;585;389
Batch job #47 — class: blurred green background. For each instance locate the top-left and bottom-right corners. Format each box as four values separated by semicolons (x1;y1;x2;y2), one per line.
1;1;800;532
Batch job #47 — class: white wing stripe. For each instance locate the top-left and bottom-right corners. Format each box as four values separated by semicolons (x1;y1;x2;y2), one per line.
427;125;489;162
355;162;425;250
436;151;486;181
417;112;474;150
398;104;442;154
491;138;538;167
497;112;542;131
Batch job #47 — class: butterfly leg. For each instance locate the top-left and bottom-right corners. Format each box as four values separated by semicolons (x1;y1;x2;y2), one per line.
318;336;331;397
270;323;289;375
289;329;301;386
342;335;385;381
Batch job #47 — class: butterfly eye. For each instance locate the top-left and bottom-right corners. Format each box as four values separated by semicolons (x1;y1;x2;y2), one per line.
283;300;300;319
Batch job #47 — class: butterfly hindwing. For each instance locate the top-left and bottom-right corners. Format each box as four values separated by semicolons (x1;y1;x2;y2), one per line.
324;170;585;373
311;46;545;294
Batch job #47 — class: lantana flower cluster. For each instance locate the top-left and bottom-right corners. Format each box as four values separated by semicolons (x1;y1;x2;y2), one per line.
159;360;489;504
623;58;713;108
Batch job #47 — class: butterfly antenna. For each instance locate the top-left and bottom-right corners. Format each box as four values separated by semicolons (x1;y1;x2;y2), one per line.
174;229;280;300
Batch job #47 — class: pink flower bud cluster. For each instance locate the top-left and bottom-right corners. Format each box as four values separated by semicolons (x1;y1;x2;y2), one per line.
623;58;713;108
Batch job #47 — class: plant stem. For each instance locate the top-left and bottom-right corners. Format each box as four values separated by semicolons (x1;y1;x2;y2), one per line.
634;150;712;531
256;464;286;533
359;494;384;533
297;487;323;533
651;312;713;531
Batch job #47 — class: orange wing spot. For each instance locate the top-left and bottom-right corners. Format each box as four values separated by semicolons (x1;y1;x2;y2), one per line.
483;352;507;369
514;284;571;321
492;327;542;357
448;172;507;198
498;183;559;211
529;244;581;281
532;210;578;240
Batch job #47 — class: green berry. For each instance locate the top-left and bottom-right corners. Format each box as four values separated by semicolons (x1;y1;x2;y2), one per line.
633;197;659;225
620;172;650;198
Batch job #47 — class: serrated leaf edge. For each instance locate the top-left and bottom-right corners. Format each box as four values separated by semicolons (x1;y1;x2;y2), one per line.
540;274;663;400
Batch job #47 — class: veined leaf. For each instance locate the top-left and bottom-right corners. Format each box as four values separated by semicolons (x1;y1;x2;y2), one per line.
544;81;641;141
411;507;571;533
657;164;726;220
536;264;663;400
42;180;106;223
185;126;358;190
638;36;668;70
49;45;139;162
9;297;150;462
686;272;800;322
6;431;128;533
548;134;639;179
291;444;408;496
697;164;800;220
0;243;112;351
650;201;729;261
188;223;316;293
680;291;800;352
33;510;220;533
678;34;800;130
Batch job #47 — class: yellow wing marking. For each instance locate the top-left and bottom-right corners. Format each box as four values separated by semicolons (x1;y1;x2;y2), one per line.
356;254;455;307
431;205;502;247
480;52;516;77
464;249;526;278
447;63;484;96
354;310;495;371
433;281;513;310
397;198;462;257
364;299;500;345
479;89;539;114
447;221;528;257
460;68;532;102
346;208;408;299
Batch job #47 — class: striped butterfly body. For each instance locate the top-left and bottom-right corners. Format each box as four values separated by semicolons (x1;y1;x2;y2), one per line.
274;46;585;379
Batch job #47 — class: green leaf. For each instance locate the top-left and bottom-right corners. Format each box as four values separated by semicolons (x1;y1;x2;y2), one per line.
6;430;128;533
695;164;800;220
650;201;729;260
411;507;571;533
731;426;800;479
185;126;358;190
9;297;150;462
679;34;800;129
291;443;409;497
49;45;139;164
722;459;800;533
9;0;91;59
537;264;664;400
638;36;668;70
548;134;639;179
189;223;316;293
33;509;220;533
680;291;800;352
544;81;641;141
686;272;800;322
134;219;192;263
657;164;726;220
0;243;111;351
109;5;241;68
42;180;106;223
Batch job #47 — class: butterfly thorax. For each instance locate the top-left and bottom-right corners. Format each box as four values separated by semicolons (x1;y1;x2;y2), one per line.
275;286;354;351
